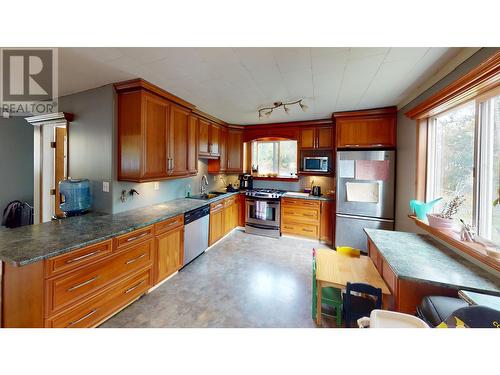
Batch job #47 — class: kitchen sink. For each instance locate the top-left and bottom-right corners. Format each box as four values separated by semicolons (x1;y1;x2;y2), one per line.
187;192;226;200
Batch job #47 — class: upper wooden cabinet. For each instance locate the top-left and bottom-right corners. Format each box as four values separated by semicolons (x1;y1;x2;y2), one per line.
300;126;333;150
334;107;397;149
208;127;243;174
199;119;221;158
226;128;243;172
115;79;197;182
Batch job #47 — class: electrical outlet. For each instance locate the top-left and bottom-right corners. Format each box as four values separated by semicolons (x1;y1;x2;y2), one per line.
102;181;109;192
153;181;160;190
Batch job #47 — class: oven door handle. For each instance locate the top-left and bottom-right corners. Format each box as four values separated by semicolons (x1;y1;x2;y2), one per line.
246;223;279;230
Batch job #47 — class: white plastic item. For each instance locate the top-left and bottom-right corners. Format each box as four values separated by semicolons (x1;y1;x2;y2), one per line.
357;309;430;328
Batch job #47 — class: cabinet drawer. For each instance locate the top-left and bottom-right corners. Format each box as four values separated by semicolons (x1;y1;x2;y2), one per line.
45;239;113;278
224;196;236;207
115;225;154;249
282;221;319;239
282;206;319;223
382;260;397;294
281;198;320;209
46;239;153;315
155;215;184;234
47;268;152;328
210;200;225;213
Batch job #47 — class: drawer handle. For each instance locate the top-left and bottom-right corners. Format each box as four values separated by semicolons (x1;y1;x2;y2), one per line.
126;253;146;264
124;280;146;294
126;231;149;243
302;229;314;233
67;276;99;292
302;213;315;217
163;220;179;228
284;226;293;230
67;309;98;327
65;250;101;264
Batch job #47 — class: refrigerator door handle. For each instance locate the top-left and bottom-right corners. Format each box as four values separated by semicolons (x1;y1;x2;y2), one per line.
336;213;394;223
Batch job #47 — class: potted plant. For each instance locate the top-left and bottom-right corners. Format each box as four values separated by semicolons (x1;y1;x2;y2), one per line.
426;194;465;230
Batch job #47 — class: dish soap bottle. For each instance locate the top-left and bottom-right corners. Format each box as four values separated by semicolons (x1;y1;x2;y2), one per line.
185;184;191;198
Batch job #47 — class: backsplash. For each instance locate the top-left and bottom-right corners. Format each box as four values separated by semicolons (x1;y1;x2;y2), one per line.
253;176;335;195
112;160;239;214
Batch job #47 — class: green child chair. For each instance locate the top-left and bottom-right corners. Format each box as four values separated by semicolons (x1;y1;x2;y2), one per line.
312;251;343;326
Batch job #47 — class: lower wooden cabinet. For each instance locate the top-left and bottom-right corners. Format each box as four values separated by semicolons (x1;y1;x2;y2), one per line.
281;197;334;243
209;196;240;246
155;218;184;283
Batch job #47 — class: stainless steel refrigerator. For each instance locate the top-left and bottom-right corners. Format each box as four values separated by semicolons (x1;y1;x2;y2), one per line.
336;150;395;252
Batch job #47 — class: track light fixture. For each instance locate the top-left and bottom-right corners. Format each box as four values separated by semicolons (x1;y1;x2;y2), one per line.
258;99;308;119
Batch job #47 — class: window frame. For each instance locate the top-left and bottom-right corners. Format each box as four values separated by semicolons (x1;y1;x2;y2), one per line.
250;139;298;178
406;51;500;271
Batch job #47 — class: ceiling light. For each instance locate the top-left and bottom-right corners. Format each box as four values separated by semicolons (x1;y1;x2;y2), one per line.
258;99;307;119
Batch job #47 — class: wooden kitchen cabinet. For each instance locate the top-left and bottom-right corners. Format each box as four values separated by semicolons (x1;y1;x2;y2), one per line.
319;200;334;245
334;107;397;148
187;115;199;175
155;216;184;283
223;196;238;235
168;104;190;177
199;119;221;158
281;198;321;240
208;127;243;174
209;200;225;246
115;79;196;182
300;126;333;150
238;193;246;227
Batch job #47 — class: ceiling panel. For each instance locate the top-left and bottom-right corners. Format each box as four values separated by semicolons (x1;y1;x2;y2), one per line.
58;47;463;124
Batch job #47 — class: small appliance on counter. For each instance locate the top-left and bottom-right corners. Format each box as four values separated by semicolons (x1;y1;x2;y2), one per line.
238;174;253;190
312;186;322;196
59;178;92;217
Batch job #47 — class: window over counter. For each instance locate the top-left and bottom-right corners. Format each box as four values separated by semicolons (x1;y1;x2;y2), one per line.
250;139;298;178
426;91;500;244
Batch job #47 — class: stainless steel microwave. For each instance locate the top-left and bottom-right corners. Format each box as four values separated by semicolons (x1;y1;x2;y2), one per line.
303;156;328;172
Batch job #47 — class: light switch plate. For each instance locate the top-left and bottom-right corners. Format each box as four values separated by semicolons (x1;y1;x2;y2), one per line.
154;181;160;190
102;181;109;192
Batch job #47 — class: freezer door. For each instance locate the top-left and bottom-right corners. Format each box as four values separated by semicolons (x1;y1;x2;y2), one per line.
335;214;394;253
336;150;395;219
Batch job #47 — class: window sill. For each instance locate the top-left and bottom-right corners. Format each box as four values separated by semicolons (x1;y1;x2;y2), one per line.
409;215;500;272
252;176;299;182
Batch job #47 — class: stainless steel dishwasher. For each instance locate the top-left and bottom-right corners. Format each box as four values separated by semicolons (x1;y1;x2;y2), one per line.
182;205;210;267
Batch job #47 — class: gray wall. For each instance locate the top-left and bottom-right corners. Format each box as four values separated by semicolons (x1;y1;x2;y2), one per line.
0;116;34;212
395;47;499;232
58;85;115;213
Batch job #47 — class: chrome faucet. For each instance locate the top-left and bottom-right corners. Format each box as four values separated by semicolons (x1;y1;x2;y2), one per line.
201;175;209;194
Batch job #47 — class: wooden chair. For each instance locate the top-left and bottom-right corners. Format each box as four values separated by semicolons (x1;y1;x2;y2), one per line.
312;252;343;326
343;282;382;328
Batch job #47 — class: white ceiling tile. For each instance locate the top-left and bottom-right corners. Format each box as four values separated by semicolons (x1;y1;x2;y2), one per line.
57;47;462;124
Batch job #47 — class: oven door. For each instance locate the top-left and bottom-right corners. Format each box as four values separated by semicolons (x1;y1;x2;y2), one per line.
245;198;280;227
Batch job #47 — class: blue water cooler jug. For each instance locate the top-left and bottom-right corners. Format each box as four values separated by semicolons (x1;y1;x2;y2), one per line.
59;178;92;216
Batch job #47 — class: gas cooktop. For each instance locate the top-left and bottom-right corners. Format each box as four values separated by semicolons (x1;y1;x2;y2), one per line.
245;189;287;199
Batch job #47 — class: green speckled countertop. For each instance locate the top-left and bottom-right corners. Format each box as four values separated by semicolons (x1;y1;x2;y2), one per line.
364;228;500;296
0;192;239;267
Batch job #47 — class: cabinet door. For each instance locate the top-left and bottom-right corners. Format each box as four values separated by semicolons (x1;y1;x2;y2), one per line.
210;123;220;156
199;118;210;156
209;208;224;245
238;194;245;227
223;205;232;235
316;127;333;149
319;201;333;245
187;115;198;175
143;93;170;179
226;129;243;172
300;128;316;149
156;226;184;283
219;126;227;173
336;117;396;148
169;104;190;176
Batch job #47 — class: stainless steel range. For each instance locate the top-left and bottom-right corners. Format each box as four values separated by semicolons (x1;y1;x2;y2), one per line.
245;189;286;238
